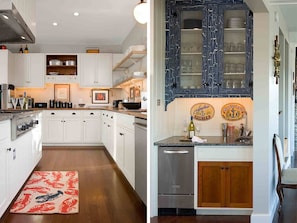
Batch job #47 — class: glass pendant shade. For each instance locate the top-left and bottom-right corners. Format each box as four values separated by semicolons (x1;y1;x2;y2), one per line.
133;0;148;24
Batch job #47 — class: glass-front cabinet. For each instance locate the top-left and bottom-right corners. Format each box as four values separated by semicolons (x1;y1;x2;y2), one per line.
180;10;204;90
165;0;253;109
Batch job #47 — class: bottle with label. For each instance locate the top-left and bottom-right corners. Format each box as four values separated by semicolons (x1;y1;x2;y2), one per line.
19;45;23;53
188;116;195;139
24;45;29;53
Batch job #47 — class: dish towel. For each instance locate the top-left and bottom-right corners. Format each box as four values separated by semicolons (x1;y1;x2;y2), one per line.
192;136;207;143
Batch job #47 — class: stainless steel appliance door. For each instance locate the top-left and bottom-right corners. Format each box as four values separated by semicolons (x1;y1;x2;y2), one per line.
158;147;194;195
134;118;147;205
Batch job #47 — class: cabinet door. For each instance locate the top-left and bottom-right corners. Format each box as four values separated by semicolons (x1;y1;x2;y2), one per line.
218;5;253;96
0;140;8;217
123;128;135;188
115;125;125;171
79;53;98;86
225;162;252;208
97;53;112;87
83;113;101;143
43;116;64;143
198;161;226;207
28;53;45;87
64;117;83;143
12;54;29;87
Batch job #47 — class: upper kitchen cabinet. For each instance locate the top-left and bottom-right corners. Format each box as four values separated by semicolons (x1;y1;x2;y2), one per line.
79;53;112;88
165;0;253;109
10;53;45;88
45;54;78;84
0;50;14;84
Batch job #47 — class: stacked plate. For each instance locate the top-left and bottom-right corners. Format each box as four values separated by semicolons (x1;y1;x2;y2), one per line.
227;18;245;28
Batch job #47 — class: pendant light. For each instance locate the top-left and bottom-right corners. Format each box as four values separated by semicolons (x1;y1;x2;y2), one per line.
133;0;148;24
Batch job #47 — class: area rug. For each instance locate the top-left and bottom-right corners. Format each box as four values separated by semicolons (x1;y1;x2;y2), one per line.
10;171;79;214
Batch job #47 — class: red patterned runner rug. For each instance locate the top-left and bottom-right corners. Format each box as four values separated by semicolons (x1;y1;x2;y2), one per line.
10;171;79;214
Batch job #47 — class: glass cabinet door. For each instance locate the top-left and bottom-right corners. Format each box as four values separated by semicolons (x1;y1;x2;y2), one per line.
222;9;246;90
180;10;203;90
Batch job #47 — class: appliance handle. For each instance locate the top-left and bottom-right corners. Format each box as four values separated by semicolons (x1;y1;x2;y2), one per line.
163;150;189;154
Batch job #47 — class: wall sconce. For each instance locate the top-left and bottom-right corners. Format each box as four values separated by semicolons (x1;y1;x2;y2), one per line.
273;35;281;84
134;0;148;24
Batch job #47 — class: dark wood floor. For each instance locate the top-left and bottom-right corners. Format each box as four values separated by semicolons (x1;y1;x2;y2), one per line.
0;147;146;223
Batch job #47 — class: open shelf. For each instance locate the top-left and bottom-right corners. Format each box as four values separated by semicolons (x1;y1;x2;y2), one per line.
112;50;146;71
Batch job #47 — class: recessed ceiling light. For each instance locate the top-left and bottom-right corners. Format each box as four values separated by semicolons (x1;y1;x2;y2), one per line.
21;36;26;40
73;12;79;16
52;22;58;26
2;14;9;20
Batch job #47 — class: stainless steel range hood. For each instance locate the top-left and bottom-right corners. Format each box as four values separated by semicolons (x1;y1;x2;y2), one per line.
0;3;35;43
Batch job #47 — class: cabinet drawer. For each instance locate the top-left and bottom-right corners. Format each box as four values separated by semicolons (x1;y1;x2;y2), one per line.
83;110;101;117
43;110;82;117
116;113;134;130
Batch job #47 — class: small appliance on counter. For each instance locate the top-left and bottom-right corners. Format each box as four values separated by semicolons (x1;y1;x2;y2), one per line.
0;84;15;109
35;102;47;108
113;100;123;108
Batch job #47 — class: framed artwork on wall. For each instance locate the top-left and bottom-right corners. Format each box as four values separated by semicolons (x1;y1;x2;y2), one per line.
54;84;70;102
92;89;109;104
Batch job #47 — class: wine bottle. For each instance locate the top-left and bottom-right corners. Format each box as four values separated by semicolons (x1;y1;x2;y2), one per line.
188;116;195;139
24;45;29;53
19;45;23;53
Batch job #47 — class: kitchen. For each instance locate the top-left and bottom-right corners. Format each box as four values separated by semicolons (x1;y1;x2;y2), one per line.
150;1;297;223
1;0;297;223
0;0;147;222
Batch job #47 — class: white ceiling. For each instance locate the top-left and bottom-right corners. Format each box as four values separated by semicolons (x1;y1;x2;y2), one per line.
35;0;140;46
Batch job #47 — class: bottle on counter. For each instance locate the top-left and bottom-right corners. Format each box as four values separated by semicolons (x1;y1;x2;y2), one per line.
188;116;195;139
24;45;29;53
19;45;23;53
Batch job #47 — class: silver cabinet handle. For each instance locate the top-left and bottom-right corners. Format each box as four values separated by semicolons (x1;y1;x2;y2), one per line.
163;150;189;154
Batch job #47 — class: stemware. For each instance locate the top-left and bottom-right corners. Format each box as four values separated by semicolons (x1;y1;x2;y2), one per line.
18;97;25;110
11;97;18;109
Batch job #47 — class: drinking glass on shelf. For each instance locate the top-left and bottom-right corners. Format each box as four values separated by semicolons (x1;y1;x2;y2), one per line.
19;97;25;110
11;97;18;109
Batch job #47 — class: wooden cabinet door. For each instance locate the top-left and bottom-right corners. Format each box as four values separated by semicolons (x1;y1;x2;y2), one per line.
198;162;226;207
198;161;252;208
225;162;253;208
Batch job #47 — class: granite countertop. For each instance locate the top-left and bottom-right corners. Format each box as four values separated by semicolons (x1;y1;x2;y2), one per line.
0;109;42;122
1;107;147;120
154;136;253;147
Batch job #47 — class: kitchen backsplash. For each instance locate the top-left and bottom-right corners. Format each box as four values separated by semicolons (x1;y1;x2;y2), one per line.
14;83;134;108
169;97;253;137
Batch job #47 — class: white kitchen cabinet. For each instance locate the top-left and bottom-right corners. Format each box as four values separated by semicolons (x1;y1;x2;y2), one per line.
11;53;45;88
42;110;83;144
0;120;10;218
0;50;14;83
82;110;101;143
43;110;102;146
79;53;112;87
115;113;135;188
101;111;115;158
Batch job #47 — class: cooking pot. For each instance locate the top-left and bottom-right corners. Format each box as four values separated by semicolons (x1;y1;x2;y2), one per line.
49;59;62;66
65;60;76;66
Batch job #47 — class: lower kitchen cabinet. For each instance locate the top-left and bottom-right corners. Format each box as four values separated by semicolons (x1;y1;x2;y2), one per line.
115;113;135;188
198;161;253;208
0;120;10;217
101;111;115;158
42;110;101;145
82;111;101;143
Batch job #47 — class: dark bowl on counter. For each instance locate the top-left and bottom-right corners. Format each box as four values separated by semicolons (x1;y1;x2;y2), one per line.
122;102;141;110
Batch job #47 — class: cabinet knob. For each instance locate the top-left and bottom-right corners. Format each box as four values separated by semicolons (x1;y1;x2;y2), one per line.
72;112;76;115
51;112;55;115
7;148;11;152
119;133;124;136
90;112;94;115
202;83;209;87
